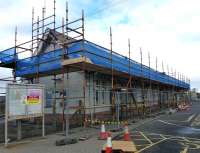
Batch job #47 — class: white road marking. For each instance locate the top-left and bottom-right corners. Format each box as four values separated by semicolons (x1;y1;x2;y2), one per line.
157;119;185;127
180;146;188;153
187;114;196;122
136;138;168;153
191;114;200;127
140;132;153;144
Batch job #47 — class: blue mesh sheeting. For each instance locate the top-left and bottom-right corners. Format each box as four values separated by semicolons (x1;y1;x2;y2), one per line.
15;43;83;76
13;40;189;89
16;48;63;76
82;41;189;89
0;48;17;64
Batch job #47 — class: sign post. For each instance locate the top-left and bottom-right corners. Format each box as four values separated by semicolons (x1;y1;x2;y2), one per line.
17;120;22;140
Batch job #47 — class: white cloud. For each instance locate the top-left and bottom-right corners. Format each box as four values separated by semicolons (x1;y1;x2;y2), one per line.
85;0;200;89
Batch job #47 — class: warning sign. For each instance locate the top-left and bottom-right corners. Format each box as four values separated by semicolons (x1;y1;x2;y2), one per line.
26;89;41;105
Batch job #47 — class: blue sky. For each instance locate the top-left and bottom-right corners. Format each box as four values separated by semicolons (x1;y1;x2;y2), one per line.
0;0;199;90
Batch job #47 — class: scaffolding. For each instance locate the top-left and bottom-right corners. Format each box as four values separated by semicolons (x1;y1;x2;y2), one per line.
0;0;191;139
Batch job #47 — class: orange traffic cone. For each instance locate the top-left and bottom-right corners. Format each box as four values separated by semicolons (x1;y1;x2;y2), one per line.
99;124;108;140
105;136;112;153
123;125;131;141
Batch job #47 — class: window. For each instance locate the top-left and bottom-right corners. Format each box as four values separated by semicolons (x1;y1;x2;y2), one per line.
96;90;99;105
102;90;105;104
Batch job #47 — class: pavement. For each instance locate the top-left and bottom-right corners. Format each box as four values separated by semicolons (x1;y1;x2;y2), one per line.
1;102;200;153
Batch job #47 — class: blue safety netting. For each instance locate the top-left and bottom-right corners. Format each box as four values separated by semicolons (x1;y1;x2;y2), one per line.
0;40;190;89
0;48;17;64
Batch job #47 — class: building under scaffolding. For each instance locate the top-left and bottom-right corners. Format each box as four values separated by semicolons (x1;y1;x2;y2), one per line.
0;1;190;130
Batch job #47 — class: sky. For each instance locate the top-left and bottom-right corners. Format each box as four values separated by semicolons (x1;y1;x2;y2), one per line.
0;0;199;90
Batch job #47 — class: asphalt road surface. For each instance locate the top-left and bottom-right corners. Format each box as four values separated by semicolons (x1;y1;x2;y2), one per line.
114;102;200;153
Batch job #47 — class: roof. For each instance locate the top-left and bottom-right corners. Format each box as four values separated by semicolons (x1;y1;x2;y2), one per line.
34;28;75;55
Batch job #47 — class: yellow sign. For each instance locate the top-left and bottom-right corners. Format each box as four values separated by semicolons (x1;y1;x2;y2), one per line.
25;89;41;105
26;96;40;104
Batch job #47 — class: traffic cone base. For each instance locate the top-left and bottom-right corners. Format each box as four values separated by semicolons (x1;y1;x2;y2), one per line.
100;132;108;140
105;147;112;153
124;125;131;141
124;132;131;141
105;137;112;153
99;124;108;140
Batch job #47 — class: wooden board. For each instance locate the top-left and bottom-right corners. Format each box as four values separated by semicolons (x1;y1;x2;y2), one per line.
102;140;137;153
62;57;92;66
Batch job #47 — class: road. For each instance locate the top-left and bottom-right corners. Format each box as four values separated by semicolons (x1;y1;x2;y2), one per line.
1;102;200;153
114;102;200;153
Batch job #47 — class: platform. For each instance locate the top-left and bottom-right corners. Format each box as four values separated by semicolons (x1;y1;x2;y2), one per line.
102;140;137;153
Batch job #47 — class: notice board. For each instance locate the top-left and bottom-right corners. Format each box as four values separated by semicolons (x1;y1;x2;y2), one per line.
6;83;45;120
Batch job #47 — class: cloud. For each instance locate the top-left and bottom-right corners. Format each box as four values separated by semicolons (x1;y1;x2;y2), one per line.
84;0;200;89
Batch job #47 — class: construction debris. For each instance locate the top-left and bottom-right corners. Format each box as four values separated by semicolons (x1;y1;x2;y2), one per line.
55;138;78;146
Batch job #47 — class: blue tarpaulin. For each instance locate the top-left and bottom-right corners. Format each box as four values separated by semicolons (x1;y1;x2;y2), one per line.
0;40;190;89
0;48;16;64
